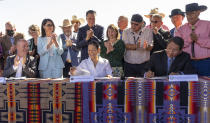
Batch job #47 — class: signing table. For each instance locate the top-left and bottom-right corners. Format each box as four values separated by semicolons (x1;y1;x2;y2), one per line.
0;77;210;123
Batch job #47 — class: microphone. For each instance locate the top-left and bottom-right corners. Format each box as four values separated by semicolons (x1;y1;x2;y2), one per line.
191;25;195;58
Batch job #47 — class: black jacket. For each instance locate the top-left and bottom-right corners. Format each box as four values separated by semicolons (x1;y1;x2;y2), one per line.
145;50;196;76
76;24;104;61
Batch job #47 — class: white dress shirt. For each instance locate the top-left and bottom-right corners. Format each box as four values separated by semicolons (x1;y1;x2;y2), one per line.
13;57;23;77
76;56;112;77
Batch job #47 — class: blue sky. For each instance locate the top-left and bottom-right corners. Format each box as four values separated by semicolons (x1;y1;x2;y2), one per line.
0;0;209;39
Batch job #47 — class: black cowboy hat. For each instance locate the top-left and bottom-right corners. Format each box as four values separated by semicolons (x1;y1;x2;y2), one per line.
169;9;185;18
185;3;207;13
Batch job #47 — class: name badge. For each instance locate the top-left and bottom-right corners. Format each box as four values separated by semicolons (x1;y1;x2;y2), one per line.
169;74;198;82
70;75;94;83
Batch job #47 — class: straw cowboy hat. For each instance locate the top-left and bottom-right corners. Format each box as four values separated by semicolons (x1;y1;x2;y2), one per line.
59;19;72;28
71;15;85;24
144;8;165;18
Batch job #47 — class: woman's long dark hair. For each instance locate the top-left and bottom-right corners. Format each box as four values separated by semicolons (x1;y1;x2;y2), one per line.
41;18;55;37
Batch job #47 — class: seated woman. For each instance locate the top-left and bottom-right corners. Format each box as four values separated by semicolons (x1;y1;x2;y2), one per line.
70;40;112;77
145;36;196;78
100;24;125;77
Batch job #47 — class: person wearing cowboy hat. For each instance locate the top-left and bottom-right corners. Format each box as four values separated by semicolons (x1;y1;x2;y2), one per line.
150;14;172;55
58;19;79;77
175;3;210;76
144;8;169;31
169;9;185;36
71;15;85;34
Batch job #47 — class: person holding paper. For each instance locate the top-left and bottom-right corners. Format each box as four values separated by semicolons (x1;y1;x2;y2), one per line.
145;37;196;78
70;40;112;77
3;39;37;78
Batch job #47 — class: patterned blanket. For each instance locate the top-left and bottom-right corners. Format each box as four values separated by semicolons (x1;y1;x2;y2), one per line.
0;77;209;123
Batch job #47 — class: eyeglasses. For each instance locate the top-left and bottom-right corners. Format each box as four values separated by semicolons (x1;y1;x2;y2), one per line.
151;20;160;24
131;22;139;26
46;24;53;27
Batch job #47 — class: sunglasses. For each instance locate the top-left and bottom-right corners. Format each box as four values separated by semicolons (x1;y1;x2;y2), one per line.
131;22;139;26
151;20;160;24
46;24;53;27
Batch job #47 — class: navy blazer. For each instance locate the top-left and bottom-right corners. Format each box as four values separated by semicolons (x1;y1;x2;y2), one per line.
59;34;79;66
77;24;104;61
145;50;196;76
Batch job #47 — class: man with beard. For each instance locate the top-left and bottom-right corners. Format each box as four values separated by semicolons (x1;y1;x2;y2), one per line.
58;19;79;77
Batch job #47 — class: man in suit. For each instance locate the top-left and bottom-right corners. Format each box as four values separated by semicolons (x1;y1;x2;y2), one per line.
117;16;128;40
3;39;37;78
150;14;172;55
77;10;104;61
169;9;185;36
145;37;196;78
58;19;79;77
0;22;17;65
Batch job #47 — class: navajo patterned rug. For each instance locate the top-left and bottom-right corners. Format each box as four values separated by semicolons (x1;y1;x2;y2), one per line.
0;77;209;123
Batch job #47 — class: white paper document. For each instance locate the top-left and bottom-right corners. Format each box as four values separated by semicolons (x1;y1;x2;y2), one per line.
0;77;6;83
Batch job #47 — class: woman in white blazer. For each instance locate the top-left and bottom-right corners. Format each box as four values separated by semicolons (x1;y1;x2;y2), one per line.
38;19;64;78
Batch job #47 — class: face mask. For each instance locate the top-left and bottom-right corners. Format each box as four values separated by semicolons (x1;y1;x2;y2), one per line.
6;30;14;37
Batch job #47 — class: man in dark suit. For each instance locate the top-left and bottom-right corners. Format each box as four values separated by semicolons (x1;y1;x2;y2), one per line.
145;36;196;78
150;14;172;55
3;39;37;78
77;10;104;61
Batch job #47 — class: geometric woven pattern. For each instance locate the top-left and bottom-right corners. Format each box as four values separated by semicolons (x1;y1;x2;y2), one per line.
0;77;209;123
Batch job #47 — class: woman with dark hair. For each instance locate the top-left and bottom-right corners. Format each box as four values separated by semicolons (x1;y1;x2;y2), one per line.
70;40;112;77
37;19;64;78
100;24;125;77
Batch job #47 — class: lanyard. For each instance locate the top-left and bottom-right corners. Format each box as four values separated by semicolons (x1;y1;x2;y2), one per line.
132;31;142;44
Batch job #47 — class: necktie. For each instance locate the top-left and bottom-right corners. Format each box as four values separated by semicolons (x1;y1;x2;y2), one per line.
168;58;173;73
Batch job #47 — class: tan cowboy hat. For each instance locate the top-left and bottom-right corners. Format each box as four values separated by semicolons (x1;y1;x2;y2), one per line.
71;15;85;24
144;8;165;18
59;19;72;28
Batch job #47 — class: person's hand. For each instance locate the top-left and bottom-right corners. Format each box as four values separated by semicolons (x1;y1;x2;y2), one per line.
51;33;57;43
145;70;155;78
190;32;198;43
107;75;112;78
9;45;16;54
86;29;94;41
66;39;73;47
153;27;158;34
29;49;35;56
14;56;20;67
169;72;179;75
69;67;76;75
105;42;114;54
22;56;26;65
